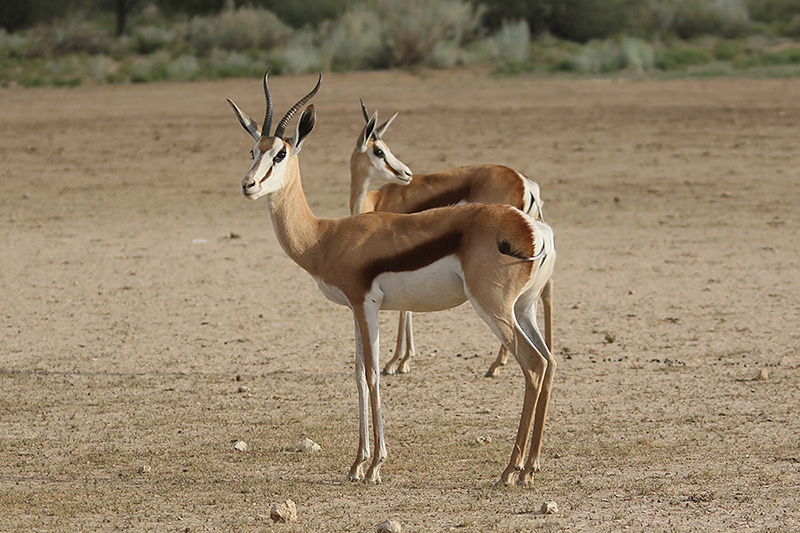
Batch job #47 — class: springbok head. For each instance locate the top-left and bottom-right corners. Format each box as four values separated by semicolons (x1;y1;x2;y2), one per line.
227;69;320;200
353;100;412;187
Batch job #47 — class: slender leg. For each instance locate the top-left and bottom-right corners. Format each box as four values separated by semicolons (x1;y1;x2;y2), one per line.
382;311;407;375
397;311;414;374
486;344;509;378
541;278;553;353
499;326;546;486
348;313;370;481
515;304;556;485
486;277;552;378
466;290;546;486
353;304;387;484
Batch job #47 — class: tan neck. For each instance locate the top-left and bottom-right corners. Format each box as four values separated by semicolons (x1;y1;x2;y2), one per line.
267;157;324;275
349;149;375;214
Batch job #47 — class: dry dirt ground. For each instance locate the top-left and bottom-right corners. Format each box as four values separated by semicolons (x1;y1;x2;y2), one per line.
1;71;799;532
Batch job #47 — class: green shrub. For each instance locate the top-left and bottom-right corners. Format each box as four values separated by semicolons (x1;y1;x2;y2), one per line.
318;6;384;70
563;37;654;73
282;29;325;74
655;45;713;70
653;0;753;39
185;6;292;55
167;54;199;80
712;39;742;60
0;29;30;58
748;0;800;30
485;20;530;69
259;0;352;29
479;0;636;42
130;51;171;83
131;25;175;55
736;46;800;67
28;17;111;56
374;0;484;66
208;49;267;78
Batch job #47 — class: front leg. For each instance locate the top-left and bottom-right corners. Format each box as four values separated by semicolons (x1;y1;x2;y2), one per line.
353;301;387;484
348;313;370;481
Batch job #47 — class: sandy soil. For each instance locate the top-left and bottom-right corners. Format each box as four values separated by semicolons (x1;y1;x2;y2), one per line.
1;71;799;532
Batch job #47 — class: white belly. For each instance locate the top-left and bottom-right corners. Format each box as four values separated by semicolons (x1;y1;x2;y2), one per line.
374;255;466;312
313;276;350;307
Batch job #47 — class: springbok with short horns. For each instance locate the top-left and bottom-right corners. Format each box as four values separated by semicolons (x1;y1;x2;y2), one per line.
226;70;557;486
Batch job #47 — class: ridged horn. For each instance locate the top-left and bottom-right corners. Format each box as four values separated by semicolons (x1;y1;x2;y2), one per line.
360;99;370;122
262;67;273;137
274;73;323;139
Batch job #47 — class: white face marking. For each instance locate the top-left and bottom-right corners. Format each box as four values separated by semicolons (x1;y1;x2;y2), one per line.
367;139;412;187
375;255;466;312
241;137;288;200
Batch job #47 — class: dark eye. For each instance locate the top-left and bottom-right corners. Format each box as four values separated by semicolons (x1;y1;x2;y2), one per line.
373;147;385;158
273;148;287;163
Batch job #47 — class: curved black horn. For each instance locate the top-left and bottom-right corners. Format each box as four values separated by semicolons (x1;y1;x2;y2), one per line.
274;73;322;139
262;67;273;136
360;99;369;123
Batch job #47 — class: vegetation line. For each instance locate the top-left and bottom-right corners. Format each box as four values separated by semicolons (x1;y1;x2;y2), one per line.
1;0;799;87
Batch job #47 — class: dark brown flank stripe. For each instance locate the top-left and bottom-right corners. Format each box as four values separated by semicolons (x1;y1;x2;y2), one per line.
363;231;462;284
408;184;471;213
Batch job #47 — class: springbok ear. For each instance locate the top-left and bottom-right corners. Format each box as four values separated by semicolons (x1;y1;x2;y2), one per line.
374;112;397;140
226;98;261;140
357;112;378;152
291;105;316;154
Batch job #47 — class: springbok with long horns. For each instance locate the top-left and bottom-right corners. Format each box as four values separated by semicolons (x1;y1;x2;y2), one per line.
351;101;554;377
226;71;556;485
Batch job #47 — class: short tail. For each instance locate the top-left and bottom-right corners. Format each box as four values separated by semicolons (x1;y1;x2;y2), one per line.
498;237;547;262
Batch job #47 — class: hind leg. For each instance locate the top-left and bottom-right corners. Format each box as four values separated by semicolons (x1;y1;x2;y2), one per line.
541;278;553;353
466;290;547;486
515;300;556;485
382;311;408;375
396;311;414;374
485;344;508;378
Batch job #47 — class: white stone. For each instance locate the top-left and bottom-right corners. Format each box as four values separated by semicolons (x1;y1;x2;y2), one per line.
377;519;402;533
270;499;297;522
540;501;559;515
299;437;322;453
232;440;247;452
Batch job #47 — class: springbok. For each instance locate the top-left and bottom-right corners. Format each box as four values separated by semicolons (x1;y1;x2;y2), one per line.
350;102;554;377
226;71;556;485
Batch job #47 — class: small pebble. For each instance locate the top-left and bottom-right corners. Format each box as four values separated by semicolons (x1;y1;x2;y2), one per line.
237;385;251;393
476;436;492;444
377;519;402;533
270;499;297;522
138;465;151;473
757;368;769;381
299;437;322;453
540;501;559;515
232;440;247;452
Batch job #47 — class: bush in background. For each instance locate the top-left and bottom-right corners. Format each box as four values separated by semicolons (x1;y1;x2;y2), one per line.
485;19;531;72
374;0;484;67
183;6;292;55
562;37;655;73
27;17;111;56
